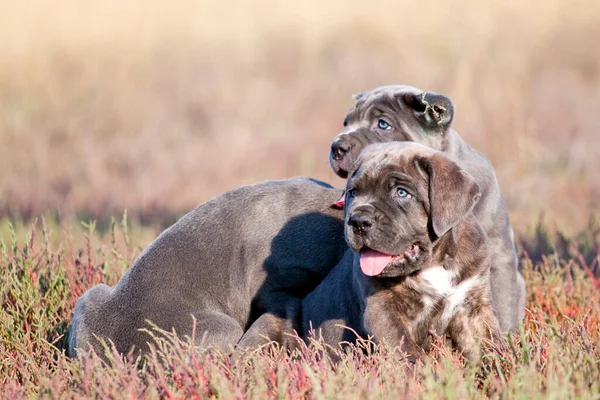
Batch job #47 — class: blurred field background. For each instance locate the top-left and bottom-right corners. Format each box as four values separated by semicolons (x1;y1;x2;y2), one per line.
1;2;600;397
1;0;599;237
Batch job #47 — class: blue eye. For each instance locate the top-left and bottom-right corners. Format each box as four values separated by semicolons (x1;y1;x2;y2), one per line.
348;189;358;198
378;119;391;130
396;188;411;198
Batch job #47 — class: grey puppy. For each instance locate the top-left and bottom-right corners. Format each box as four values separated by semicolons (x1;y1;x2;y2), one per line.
69;85;522;358
69;177;347;358
328;85;525;332
302;142;500;363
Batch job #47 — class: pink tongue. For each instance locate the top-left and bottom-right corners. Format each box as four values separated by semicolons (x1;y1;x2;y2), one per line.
360;249;393;276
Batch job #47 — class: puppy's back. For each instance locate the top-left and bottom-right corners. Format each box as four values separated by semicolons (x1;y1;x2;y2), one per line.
68;177;347;358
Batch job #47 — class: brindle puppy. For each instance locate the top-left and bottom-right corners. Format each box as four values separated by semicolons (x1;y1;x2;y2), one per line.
302;142;500;362
328;85;525;332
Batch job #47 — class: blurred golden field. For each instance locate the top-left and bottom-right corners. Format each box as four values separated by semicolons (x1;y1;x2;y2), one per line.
1;0;599;235
1;3;600;397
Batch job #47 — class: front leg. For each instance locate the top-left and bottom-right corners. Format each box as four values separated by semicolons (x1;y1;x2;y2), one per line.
447;297;501;363
237;299;301;351
488;232;523;332
363;296;422;361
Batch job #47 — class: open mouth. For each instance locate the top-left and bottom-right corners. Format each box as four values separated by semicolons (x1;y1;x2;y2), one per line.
336;168;349;179
359;243;420;276
330;157;349;178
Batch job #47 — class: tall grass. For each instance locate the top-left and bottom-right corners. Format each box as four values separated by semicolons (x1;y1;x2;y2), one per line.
0;218;599;398
1;0;599;232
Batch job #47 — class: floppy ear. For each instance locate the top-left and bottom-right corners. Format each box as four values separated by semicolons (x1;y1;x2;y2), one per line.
403;92;455;132
416;154;481;237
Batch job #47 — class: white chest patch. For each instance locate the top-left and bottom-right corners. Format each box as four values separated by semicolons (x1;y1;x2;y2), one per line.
418;266;453;295
415;266;480;325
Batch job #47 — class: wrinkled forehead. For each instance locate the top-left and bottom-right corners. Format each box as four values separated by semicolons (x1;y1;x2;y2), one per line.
353;85;423;108
349;142;435;180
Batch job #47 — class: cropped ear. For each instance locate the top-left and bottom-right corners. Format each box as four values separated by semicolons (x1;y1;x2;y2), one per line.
416;154;480;238
402;92;455;132
352;92;366;102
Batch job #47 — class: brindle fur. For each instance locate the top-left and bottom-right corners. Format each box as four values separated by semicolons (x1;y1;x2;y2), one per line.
301;142;500;363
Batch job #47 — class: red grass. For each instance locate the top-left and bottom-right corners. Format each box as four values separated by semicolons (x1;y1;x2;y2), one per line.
0;219;599;398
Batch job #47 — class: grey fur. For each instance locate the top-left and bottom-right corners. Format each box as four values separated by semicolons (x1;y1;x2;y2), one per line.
69;177;347;358
328;85;525;332
69;84;525;359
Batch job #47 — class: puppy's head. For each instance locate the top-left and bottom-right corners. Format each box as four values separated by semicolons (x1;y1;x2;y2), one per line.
344;142;480;278
330;85;455;178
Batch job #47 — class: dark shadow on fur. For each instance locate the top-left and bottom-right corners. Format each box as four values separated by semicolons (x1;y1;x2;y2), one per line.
245;211;347;333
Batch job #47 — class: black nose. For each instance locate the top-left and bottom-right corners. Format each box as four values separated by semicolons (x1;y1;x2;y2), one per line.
349;213;373;236
331;141;351;161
